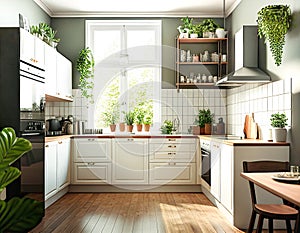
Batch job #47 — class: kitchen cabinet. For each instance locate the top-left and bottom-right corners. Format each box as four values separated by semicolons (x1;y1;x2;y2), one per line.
45;139;71;206
20;28;45;69
56;52;72;99
210;141;221;201
149;138;196;184
175;38;228;90
45;141;57;199
44;44;57;96
72;138;112;184
112;138;148;184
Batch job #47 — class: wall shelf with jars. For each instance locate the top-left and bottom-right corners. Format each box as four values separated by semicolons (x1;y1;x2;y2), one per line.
175;38;228;90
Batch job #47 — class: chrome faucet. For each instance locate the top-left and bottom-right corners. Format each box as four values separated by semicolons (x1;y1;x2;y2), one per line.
172;117;180;134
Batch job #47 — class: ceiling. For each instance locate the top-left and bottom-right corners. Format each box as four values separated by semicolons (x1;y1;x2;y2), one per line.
33;0;242;18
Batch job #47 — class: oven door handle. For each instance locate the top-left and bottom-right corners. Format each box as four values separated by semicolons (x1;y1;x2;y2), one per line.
201;154;209;157
21;132;41;136
201;150;210;156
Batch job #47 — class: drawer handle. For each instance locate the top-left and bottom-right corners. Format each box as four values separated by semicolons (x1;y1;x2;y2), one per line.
45;145;49;147
128;138;134;141
88;138;95;141
169;162;176;166
87;162;95;166
168;152;176;155
58;141;63;144
168;145;177;148
168;139;176;141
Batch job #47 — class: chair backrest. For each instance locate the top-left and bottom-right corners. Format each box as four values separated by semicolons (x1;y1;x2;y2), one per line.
243;160;289;205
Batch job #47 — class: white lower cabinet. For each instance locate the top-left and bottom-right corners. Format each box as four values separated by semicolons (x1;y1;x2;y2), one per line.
112;138;148;184
72;138;112;184
149;138;197;184
45;139;71;201
210;141;221;201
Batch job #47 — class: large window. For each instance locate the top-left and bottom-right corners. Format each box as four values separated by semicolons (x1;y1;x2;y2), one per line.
86;20;161;132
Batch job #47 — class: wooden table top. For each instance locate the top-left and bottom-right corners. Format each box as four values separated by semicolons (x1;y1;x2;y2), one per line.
241;172;300;207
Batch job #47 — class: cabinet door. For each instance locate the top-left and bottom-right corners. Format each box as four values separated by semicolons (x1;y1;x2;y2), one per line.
57;139;71;190
45;142;57;199
56;53;72;99
73;163;111;184
220;144;233;213
74;138;111;162
34;36;45;69
44;44;57;96
20;29;35;64
112;139;148;184
210;141;221;201
149;162;196;184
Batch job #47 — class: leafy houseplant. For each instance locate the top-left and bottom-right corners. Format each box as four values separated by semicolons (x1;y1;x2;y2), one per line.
257;5;292;66
30;23;60;48
160;120;174;135
200;19;219;38
0;127;44;232
270;112;288;142
76;48;95;104
101;105;119;132
193;109;206;135
143;114;153;132
134;106;145;132
124;111;135;132
199;109;214;135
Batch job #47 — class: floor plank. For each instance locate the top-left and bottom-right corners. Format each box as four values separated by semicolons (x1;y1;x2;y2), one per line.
30;193;287;233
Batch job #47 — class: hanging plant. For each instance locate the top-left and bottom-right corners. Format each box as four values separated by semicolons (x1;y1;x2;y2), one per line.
76;47;95;104
257;5;292;66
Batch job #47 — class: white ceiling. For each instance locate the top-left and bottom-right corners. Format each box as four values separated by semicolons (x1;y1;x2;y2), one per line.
33;0;242;18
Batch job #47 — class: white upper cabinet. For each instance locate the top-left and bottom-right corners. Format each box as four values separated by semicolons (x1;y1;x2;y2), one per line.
56;52;72;99
44;44;57;96
20;28;45;69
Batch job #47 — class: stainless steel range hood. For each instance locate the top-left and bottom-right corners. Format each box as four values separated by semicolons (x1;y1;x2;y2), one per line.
216;26;271;87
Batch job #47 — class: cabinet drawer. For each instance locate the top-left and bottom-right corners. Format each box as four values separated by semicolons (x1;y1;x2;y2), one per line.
150;151;195;162
74;139;111;162
149;163;196;184
72;163;111;184
149;143;196;153
149;138;196;145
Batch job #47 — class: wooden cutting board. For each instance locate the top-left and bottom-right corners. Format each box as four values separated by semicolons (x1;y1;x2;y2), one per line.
244;113;257;139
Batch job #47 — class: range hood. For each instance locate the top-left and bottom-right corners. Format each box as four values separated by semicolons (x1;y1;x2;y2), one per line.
216;26;271;87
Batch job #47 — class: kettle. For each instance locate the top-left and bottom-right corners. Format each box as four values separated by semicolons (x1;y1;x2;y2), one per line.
46;118;61;131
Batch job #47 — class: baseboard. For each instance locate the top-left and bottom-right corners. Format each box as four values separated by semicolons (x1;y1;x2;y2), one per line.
45;186;69;208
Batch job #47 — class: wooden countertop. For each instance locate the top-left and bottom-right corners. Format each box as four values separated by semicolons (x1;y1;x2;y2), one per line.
199;135;290;146
45;134;198;142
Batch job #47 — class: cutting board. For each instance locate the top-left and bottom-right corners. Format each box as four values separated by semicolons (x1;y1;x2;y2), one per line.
243;113;257;139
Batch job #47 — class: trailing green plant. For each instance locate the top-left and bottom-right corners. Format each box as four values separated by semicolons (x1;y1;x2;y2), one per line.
270;112;288;128
0;127;44;232
124;111;135;125
76;48;95;104
200;19;219;32
160;120;173;134
257;5;292;66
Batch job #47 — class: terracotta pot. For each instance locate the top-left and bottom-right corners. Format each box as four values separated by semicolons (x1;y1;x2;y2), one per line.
136;124;143;132
119;123;125;132
193;126;201;135
127;125;133;133
110;124;116;132
204;123;211;135
200;127;205;135
144;124;151;132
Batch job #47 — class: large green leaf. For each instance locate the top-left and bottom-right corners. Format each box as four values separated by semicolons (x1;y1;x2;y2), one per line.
0;127;32;170
0;167;21;193
0;197;43;232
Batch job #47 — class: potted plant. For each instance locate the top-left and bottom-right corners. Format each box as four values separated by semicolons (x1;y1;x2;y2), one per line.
0;127;44;232
134;106;145;132
193;109;206;135
143;114;153;132
190;24;202;38
200;109;214;134
177;16;193;38
76;47;95;104
101;107;119;132
270;112;288;142
200;19;219;38
257;5;292;66
124;110;135;133
160;120;174;135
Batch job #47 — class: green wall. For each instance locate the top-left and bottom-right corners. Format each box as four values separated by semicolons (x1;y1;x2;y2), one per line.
51;17;223;89
0;0;50;26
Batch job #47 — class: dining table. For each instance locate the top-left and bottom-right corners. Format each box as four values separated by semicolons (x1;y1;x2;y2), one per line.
240;172;300;233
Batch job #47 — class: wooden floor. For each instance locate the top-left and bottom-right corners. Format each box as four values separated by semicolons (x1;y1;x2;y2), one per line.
31;193;287;233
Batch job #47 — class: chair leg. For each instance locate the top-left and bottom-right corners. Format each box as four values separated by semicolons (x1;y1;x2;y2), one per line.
286;219;292;233
256;215;264;233
247;211;256;233
268;219;273;233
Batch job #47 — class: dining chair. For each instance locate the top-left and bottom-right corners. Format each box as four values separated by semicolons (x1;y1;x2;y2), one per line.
243;160;298;233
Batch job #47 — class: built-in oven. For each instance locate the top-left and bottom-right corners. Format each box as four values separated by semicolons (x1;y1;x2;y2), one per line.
201;139;211;186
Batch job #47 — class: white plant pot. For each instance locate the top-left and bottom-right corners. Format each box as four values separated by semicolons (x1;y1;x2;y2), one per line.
272;128;287;142
190;33;198;38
